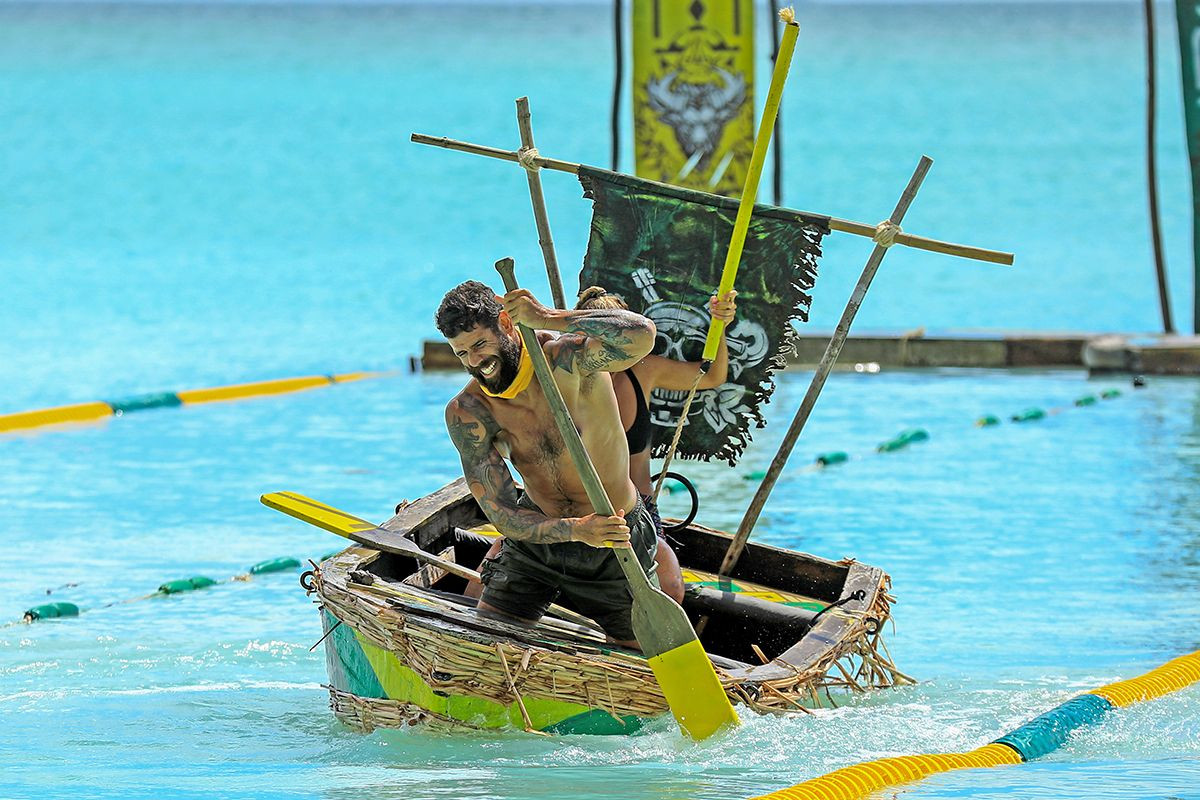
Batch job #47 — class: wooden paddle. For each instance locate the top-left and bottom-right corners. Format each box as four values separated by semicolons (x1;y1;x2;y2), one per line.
259;490;603;633
494;257;737;740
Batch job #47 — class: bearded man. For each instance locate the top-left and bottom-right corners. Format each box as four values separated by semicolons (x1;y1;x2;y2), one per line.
436;280;659;647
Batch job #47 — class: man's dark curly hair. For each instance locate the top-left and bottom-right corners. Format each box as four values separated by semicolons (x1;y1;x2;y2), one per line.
436;280;503;339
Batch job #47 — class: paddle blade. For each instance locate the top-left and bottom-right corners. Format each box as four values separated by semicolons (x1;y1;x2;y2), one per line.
260;491;375;539
649;639;739;740
629;583;739;739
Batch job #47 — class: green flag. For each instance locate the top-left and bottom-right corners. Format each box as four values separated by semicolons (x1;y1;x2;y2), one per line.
577;167;829;465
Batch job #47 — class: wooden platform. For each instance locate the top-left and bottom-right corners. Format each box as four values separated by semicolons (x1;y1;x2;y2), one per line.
418;330;1200;374
1082;334;1200;375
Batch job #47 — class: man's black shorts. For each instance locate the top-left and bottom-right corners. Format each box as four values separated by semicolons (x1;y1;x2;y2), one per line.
478;493;658;641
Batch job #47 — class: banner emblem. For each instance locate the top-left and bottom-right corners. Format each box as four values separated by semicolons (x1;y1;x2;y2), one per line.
633;0;755;195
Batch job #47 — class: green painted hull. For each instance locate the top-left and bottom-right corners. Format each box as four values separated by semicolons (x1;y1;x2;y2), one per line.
323;611;645;735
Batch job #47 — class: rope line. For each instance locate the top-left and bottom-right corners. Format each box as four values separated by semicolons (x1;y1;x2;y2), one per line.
0;371;389;436
748;649;1200;800
17;551;342;624
734;383;1135;481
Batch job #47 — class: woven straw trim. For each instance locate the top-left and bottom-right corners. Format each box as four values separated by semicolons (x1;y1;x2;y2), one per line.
315;564;907;725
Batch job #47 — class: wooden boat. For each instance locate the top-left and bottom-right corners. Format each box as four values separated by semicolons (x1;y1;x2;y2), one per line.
308;478;908;735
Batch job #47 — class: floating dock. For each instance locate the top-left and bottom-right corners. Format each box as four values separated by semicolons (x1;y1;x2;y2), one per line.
418;331;1200;374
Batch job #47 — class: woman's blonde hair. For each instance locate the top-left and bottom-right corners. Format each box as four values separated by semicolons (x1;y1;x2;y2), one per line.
576;286;629;311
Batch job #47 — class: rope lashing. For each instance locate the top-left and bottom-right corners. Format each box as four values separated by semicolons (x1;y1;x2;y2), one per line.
873;220;902;248
810;589;866;627
652;367;707;503
517;146;541;171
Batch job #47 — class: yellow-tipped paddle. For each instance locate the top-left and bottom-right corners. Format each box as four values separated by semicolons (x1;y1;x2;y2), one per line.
702;9;801;362
495;257;737;740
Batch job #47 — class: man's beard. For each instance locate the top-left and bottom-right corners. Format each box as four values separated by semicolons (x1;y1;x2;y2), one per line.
470;335;521;394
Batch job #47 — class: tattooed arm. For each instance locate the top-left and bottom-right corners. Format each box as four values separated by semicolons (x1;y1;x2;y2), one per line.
501;288;655;374
445;394;631;547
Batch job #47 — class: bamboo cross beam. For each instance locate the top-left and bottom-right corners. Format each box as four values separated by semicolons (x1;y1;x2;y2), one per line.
410;132;1014;266
515;97;567;309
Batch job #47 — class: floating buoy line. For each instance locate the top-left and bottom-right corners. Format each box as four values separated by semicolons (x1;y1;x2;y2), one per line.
14;551;340;626
748;649;1200;800
734;382;1134;481
0;371;391;436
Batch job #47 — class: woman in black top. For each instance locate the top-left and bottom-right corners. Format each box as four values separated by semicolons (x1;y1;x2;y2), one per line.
574;287;736;603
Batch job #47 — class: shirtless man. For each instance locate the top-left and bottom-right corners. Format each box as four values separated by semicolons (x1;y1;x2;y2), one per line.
436;280;660;647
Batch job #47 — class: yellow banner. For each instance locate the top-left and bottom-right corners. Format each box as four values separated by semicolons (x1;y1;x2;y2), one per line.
632;0;755;196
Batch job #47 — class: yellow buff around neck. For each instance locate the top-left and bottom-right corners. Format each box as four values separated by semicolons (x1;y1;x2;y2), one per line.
479;340;533;399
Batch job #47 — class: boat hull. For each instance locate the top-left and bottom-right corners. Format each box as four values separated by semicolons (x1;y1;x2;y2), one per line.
310;479;906;735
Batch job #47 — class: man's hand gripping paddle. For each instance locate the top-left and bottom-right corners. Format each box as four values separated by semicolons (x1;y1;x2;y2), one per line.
495;257;738;740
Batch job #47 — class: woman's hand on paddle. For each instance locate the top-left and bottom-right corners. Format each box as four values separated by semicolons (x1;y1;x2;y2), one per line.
500;289;556;329
710;290;737;324
570;509;632;548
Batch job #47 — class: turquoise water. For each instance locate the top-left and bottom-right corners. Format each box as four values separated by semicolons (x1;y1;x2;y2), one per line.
2;2;1200;799
3;371;1199;799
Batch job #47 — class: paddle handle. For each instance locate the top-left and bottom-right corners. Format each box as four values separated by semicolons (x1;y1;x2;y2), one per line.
494;258;651;588
702;16;801;361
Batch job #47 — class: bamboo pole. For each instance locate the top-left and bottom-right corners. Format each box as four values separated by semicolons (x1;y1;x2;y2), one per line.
410;132;1013;266
768;0;784;205
653;9;801;503
610;0;623;172
515;97;567;310
1143;0;1174;333
719;156;934;578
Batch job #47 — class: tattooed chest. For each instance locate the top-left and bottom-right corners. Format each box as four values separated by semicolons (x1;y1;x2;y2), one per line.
510;428;567;478
533;431;563;465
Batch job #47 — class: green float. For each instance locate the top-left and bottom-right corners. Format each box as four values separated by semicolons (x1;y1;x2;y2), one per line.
815;451;849;466
897;428;929;444
248;557;301;575
1101;389;1121;399
976;415;1001;427
158;576;218;595
23;601;80;622
106;392;183;414
878;428;930;452
1075;395;1097;406
1011;408;1046;422
993;693;1113;762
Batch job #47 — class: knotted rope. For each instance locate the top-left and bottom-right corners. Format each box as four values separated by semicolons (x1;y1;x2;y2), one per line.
517;146;540;172
873;220;901;248
651;366;706;503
